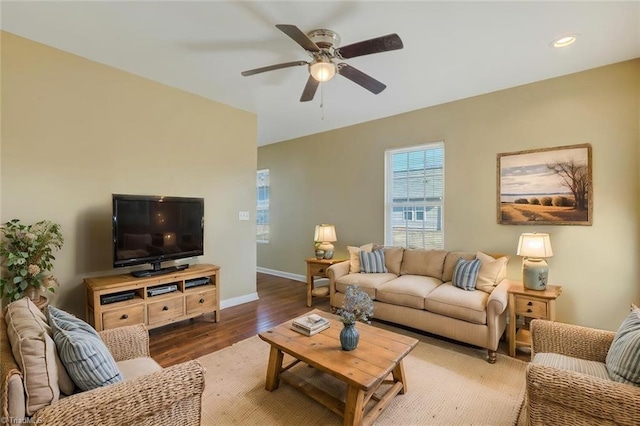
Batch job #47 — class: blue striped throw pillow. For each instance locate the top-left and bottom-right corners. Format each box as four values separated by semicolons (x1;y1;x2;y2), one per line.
452;257;481;291
606;304;640;385
48;306;124;391
359;249;388;273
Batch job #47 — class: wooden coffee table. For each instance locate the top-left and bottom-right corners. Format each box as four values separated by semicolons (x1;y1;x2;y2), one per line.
258;310;418;426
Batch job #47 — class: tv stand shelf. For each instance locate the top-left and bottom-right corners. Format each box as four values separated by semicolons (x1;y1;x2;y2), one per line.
85;263;220;331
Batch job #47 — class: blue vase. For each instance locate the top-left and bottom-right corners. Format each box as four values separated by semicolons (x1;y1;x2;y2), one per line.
340;323;359;351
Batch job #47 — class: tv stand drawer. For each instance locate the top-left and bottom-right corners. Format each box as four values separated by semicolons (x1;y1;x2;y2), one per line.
147;296;184;325
103;305;145;330
186;289;216;315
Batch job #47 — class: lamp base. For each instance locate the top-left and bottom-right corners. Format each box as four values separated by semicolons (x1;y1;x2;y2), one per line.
318;242;334;260
522;258;548;291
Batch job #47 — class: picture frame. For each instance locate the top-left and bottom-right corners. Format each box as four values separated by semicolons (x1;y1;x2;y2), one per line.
497;143;592;225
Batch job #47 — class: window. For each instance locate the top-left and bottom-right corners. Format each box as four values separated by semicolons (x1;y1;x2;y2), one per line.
385;142;444;249
256;169;269;243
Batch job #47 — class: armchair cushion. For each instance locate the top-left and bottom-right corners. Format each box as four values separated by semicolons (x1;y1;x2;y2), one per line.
532;352;609;380
48;306;123;391
606;304;640;385
4;298;74;415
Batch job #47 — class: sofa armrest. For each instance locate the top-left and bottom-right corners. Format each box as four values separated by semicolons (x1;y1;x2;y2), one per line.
527;363;640;425
486;279;509;317
98;324;150;361
32;360;205;425
328;261;350;300
530;319;614;362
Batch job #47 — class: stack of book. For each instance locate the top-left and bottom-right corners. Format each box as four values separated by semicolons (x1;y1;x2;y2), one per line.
291;313;330;336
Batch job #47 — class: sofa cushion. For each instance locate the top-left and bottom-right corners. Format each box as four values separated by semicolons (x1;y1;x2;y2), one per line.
376;275;442;309
442;251;476;282
400;249;448;279
48;306;124;391
425;283;489;325
360;250;388;273
5;298;63;415
475;252;508;293
373;246;404;275
335;272;397;300
533;353;610;380
452;258;481;291
606;304;640;385
117;357;162;381
347;243;374;273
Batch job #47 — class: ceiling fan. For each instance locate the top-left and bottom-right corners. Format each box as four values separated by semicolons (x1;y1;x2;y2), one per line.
241;24;403;102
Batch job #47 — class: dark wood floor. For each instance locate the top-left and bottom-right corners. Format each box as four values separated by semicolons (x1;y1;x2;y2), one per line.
149;273;527;367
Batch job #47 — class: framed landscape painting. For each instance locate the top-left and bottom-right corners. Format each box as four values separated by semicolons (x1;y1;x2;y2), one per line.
497;143;592;225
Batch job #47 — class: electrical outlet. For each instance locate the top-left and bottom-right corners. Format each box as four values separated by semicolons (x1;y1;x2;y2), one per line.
239;211;250;221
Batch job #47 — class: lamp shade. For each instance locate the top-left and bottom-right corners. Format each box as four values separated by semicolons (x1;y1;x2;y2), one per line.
517;233;553;259
316;224;337;242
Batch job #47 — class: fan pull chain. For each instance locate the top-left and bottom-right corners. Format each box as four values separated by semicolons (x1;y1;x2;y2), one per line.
320;82;325;120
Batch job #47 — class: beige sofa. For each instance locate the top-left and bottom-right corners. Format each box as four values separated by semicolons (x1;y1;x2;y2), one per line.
329;246;509;363
1;298;205;425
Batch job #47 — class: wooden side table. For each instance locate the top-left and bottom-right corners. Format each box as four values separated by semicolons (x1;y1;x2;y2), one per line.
508;280;562;357
305;258;347;307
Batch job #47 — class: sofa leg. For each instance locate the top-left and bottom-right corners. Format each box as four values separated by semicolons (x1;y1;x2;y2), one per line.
487;350;497;364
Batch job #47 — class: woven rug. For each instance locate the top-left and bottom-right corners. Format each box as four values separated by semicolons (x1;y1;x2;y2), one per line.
198;320;527;425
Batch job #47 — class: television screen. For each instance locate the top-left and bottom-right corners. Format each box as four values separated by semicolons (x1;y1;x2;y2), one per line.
112;194;204;271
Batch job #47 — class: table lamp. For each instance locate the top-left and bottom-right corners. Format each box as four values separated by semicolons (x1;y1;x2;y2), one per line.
517;233;553;290
315;224;337;259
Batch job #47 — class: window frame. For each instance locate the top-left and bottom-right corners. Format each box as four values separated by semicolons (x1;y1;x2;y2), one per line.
384;142;445;249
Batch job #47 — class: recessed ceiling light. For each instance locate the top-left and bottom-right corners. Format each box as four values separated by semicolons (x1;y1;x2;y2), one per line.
551;34;578;48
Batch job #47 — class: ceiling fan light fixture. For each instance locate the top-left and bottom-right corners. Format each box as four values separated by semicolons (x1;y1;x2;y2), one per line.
309;59;336;82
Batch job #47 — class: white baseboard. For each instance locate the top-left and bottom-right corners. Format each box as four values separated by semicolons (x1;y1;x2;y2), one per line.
257;266;305;282
220;292;259;309
256;267;328;287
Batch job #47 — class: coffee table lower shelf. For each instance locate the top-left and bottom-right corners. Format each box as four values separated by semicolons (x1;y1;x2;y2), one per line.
259;310;418;426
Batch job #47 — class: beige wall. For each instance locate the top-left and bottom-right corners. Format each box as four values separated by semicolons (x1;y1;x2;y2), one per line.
259;59;640;331
1;32;258;317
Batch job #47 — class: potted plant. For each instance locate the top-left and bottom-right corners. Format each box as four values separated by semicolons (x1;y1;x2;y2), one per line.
336;284;374;351
0;219;64;301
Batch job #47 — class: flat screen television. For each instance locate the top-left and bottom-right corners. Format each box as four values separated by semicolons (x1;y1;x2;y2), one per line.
112;194;204;277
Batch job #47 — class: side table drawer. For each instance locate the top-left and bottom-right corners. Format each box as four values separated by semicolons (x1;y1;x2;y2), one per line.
102;304;145;330
515;297;547;318
186;289;216;315
148;296;184;325
309;263;329;277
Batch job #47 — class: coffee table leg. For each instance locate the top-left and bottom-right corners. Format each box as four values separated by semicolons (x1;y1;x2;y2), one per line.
344;385;365;426
265;346;284;391
392;360;408;394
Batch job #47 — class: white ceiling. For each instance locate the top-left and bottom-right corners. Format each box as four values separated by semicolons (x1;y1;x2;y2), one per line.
2;1;639;146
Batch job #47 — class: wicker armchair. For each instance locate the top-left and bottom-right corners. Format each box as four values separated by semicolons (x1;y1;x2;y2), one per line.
2;322;205;425
526;319;640;426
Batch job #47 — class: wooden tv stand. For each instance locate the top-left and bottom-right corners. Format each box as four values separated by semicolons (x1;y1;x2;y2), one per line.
85;263;220;331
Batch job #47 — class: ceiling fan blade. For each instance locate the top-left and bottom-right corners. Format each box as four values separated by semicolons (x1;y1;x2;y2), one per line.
335;33;403;59
241;61;307;76
276;24;320;52
337;63;386;94
300;75;319;102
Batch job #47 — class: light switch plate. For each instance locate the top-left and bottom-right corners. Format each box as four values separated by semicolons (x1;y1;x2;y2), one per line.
239;211;250;221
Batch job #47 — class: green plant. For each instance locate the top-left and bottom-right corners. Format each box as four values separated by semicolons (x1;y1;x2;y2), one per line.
0;219;64;300
337;285;374;325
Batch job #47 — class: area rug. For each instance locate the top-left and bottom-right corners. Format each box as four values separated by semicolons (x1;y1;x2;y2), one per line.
198;320;526;425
